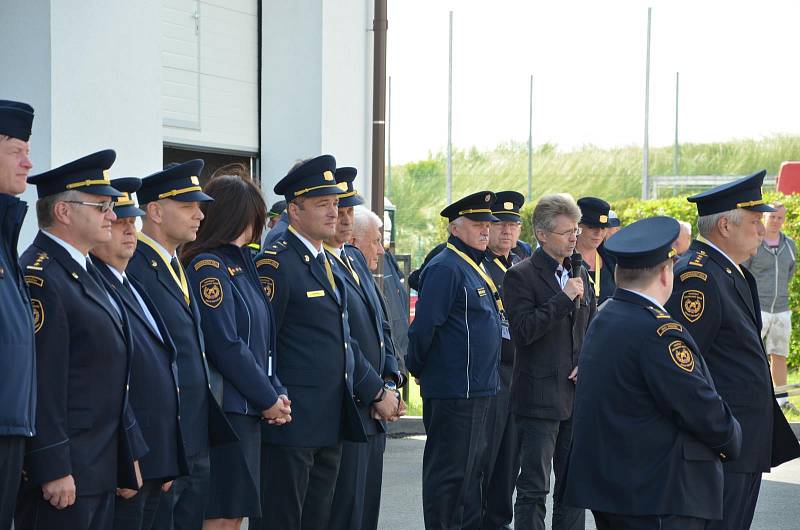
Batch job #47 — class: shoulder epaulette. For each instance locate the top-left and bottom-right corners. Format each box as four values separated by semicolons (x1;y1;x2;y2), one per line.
644;305;672;320
193;258;221;271
687;250;708;268
26;251;50;271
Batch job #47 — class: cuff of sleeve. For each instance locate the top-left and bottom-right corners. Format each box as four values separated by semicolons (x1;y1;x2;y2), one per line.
354;371;384;405
27;440;72;486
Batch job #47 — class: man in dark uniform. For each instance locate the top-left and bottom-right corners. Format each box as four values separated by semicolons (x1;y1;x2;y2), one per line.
665;171;800;529
267;200;286;229
477;191;524;530
326;168;404;530
16;150;146;530
254;155;399;530
0;100;37;529
263;199;290;248
564;216;743;530
127;160;235;530
407;191;503;530
90;178;188;530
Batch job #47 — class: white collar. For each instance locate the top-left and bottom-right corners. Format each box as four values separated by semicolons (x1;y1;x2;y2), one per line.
42;230;88;270
138;231;177;261
328;244;344;258
289;225;322;257
101;261;126;284
621;288;667;312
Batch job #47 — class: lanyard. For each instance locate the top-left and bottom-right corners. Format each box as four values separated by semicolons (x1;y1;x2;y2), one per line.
323;244;361;286
137;232;190;306
585;251;601;297
493;257;508;273
447;243;506;316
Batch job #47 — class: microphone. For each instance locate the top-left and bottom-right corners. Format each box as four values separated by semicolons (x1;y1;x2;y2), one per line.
570;253;583;308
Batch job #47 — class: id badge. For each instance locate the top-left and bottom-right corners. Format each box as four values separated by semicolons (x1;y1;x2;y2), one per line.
501;320;511;340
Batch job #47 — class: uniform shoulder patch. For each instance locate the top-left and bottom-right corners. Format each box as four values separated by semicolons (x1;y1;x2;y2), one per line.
200;277;223;308
26;252;50;271
645;306;672;319
656;322;683;336
668;340;695;372
256;258;280;269
680;270;708;282
31;299;44;333
193;258;221;271
260;276;275;300
680;289;704;322
24;275;44;288
687;250;707;268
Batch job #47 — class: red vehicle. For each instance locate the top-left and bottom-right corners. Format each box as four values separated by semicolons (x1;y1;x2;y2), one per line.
776;161;800;195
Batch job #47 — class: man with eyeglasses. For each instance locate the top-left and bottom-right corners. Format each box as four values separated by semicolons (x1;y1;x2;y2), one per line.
16;149;146;530
0;99;37;529
502;193;596;530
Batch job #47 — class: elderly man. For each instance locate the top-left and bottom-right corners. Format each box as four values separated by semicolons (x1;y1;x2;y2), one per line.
325;168;402;530
407;191;503;530
503;193;595;530
17;150;145;530
744;202;799;410
0;100;36;528
666;171;800;529
674;220;692;255
565;216;742;530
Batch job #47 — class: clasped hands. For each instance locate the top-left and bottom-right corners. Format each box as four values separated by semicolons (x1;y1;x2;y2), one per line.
262;394;292;425
371;386;407;422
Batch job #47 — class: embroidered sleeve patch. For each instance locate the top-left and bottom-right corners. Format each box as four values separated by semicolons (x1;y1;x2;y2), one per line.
193;259;220;271
260;276;275;301
31;299;44;333
200;278;223;308
680;290;704;322
656;322;683;336
680;271;708;282
668;340;695;372
24;275;44;287
256;258;280;269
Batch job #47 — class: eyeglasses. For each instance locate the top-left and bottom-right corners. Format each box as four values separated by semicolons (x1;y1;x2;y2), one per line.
63;200;114;213
549;227;583;237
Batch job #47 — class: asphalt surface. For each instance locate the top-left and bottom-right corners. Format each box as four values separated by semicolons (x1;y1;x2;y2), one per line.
378;435;800;530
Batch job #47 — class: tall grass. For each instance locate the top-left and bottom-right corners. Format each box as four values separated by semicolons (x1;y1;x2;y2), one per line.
388;135;800;263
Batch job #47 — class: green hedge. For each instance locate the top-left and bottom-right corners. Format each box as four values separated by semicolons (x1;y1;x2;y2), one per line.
520;192;800;369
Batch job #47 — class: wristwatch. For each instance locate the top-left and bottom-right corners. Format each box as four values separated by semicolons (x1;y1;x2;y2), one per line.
383;380;397;391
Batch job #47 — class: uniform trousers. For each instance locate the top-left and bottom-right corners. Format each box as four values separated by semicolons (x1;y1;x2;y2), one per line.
514;416;584;530
15;483;114;530
479;386;520;530
422;396;492;530
258;444;342;530
705;471;762;530
593;512;706;530
112;480;163;530
151;450;210;530
0;436;24;529
328;433;387;530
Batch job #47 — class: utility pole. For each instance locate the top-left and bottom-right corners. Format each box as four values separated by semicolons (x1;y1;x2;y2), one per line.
673;71;680;176
527;74;533;201
446;10;453;204
371;0;387;220
387;75;392;196
642;7;652;199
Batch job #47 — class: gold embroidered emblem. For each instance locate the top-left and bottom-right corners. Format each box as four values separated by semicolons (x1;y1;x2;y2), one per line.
200;278;223;308
656;322;683;336
504;201;514;210
681;290;704;322
256;258;280;269
323;170;334;181
599;214;608;223
31;299;44;333
668;340;695;372
680;271;707;282
24;275;44;288
193;259;220;271
191;176;200;185
260;276;275;301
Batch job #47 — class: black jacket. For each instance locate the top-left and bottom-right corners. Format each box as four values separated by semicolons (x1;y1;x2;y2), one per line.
92;258;188;482
21;232;145;494
666;240;800;472
504;247;596;420
0;194;36;437
564;288;741;520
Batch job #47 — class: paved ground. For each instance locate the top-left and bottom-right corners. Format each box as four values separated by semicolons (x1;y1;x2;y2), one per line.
378;435;800;530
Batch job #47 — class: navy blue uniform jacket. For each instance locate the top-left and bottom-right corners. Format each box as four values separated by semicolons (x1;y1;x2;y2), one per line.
92;258;188;482
187;244;286;417
0;194;36;437
327;244;400;435
127;241;237;458
21;232;146;494
563;289;742;520
483;249;522;391
407;236;502;399
256;230;373;447
666;240;800;471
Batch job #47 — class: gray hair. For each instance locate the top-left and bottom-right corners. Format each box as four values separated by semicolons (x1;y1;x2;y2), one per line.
532;193;581;242
36;190;81;228
678;220;692;235
353;205;382;241
696;208;745;238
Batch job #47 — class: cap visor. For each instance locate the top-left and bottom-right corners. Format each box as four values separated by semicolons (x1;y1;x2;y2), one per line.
85;185;124;198
113;206;146;218
464;212;499;222
171;190;214;202
338;195;365;208
746;204;776;213
492;213;521;222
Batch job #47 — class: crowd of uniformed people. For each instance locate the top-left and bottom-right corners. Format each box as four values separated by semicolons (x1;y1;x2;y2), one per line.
1;96;800;530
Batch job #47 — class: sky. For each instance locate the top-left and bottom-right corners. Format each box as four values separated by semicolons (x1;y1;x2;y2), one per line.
386;0;800;163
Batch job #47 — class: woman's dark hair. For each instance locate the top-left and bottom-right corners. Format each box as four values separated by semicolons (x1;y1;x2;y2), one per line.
181;173;267;265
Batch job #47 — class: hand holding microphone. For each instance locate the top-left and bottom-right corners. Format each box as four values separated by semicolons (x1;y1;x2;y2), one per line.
564;253;584;304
